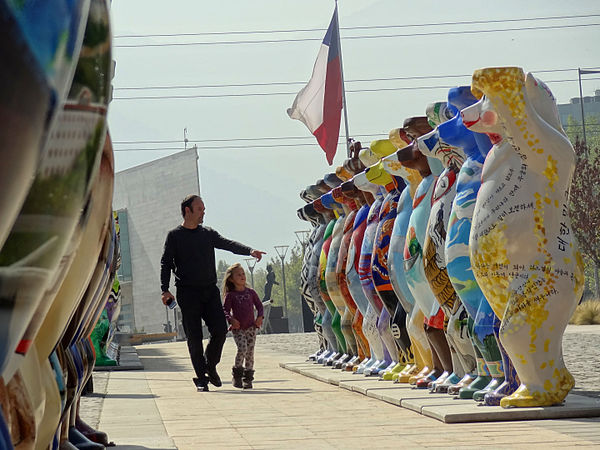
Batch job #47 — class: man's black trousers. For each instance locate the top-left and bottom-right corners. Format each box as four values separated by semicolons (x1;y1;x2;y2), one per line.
176;284;228;380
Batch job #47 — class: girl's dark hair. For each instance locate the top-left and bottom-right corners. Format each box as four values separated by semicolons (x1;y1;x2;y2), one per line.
181;194;200;218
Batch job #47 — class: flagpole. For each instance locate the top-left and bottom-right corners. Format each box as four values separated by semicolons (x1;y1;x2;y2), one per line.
578;68;587;152
335;0;351;158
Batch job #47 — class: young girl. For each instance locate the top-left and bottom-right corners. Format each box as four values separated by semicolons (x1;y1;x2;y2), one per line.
222;263;264;389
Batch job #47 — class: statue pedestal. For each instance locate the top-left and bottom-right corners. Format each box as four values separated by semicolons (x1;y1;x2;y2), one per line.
93;345;144;371
280;361;600;423
266;306;289;334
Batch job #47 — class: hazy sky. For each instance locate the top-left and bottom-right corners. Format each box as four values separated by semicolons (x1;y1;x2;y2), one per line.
108;0;600;267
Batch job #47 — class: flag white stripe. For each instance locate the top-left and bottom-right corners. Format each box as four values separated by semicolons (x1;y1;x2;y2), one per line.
286;43;329;133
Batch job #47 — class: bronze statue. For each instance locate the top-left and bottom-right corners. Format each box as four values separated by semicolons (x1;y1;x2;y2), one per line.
263;265;279;302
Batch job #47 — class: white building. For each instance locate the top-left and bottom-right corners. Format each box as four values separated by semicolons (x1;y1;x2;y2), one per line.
557;89;600;130
113;148;199;333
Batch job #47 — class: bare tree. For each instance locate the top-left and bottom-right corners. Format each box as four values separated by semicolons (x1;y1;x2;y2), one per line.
569;138;600;298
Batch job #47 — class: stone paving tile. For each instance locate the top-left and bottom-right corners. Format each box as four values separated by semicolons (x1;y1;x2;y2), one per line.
236;426;317;441
161;416;233;429
98;367;176;449
166;425;245;440
251;438;337;450
174;436;252;449
79;370;109;429
323;436;423;449
82;329;600;449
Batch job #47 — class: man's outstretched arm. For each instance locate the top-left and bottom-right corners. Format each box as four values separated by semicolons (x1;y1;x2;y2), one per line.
212;229;265;261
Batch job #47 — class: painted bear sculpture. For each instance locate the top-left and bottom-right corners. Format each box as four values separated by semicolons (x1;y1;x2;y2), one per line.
463;67;584;408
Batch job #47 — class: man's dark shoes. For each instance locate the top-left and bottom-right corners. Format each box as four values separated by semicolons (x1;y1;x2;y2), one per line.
193;377;209;392
206;366;222;387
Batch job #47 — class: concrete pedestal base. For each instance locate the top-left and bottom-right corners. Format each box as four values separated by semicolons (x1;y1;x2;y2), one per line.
94;345;144;371
281;361;600;423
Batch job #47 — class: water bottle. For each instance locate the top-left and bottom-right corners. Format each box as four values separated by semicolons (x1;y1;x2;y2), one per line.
166;298;177;309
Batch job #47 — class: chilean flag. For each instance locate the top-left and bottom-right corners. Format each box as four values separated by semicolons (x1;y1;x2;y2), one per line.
287;7;342;165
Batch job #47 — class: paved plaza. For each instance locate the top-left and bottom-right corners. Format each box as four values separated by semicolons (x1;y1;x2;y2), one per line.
82;326;600;449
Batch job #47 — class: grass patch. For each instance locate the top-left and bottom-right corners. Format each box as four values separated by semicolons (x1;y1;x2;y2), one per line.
570;299;600;325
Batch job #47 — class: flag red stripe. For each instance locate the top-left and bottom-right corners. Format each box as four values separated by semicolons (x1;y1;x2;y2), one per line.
313;55;342;165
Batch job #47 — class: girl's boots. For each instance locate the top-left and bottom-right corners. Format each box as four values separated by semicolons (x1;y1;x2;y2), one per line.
232;367;244;389
242;369;255;389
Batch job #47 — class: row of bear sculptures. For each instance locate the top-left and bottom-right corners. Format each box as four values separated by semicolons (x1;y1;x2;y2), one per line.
0;1;120;448
298;67;583;409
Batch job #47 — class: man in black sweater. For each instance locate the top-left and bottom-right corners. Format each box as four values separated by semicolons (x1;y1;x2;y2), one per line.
160;194;265;391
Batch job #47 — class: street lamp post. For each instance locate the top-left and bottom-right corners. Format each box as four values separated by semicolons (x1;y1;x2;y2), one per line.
273;245;290;317
244;257;257;289
294;230;311;256
577;67;600;157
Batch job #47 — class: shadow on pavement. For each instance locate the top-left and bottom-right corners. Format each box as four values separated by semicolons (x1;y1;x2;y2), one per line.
249;379;290;384
214;388;313;394
562;417;600;423
104;393;157;399
112;446;173;450
134;347;191;372
573;389;600;398
135;347;172;356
